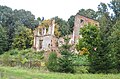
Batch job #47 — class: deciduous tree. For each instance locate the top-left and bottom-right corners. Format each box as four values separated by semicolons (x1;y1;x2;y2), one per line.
0;25;7;54
12;26;33;50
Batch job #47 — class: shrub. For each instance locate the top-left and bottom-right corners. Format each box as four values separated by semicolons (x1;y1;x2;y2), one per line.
74;66;89;74
2;53;10;66
108;69;119;74
72;55;89;66
0;49;44;67
47;52;58;72
57;37;75;73
57;50;75;73
8;49;19;55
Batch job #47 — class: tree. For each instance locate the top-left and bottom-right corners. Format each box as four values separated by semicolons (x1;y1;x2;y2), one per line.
77;9;98;20
0;6;39;51
0;6;15;51
108;0;120;21
58;37;74;73
13;9;39;29
0;25;7;54
53;16;70;36
107;0;120;73
97;2;115;73
108;21;120;72
0;5;13;27
12;26;33;50
76;24;105;73
47;52;58;72
67;15;75;34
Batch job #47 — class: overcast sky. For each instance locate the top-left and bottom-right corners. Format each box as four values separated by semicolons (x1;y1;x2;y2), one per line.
0;0;111;20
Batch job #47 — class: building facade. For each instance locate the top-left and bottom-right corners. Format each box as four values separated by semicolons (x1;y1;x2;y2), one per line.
72;14;99;44
33;15;99;52
33;20;58;51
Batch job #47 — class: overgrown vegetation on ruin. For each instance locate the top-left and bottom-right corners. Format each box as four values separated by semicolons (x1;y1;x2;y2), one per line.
0;0;120;76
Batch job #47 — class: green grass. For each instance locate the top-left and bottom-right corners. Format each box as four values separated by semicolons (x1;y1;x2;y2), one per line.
0;66;120;79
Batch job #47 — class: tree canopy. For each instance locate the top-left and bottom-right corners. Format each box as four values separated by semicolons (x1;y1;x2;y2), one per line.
12;26;33;50
0;25;7;54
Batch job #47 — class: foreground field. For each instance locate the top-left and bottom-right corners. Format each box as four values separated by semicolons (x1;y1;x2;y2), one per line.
0;66;120;79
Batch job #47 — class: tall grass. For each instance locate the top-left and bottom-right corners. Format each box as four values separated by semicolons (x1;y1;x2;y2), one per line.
0;66;120;79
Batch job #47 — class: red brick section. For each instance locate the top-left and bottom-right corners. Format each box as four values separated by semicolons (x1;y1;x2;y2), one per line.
73;14;99;44
78;15;99;26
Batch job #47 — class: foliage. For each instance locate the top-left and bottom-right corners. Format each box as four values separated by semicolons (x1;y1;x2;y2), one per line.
0;49;44;66
76;24;102;73
47;52;58;72
77;24;100;52
40;19;51;28
13;9;39;29
12;26;33;50
108;0;120;21
108;21;120;73
54;24;61;38
77;9;98;20
0;0;120;74
74;66;89;74
72;55;89;66
71;55;89;74
2;53;11;66
96;1;120;73
39;19;61;37
0;25;7;54
58;51;74;73
57;37;74;73
0;5;39;51
67;15;75;34
53;16;70;36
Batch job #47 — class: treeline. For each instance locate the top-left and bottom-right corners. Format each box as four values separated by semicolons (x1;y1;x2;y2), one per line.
0;6;39;54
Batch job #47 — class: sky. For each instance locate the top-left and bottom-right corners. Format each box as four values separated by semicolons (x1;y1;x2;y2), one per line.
0;0;111;20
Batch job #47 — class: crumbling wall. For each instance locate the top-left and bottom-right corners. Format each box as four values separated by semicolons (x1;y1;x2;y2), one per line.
73;14;99;44
33;20;57;51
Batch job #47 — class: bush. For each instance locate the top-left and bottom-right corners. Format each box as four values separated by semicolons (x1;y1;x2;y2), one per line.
57;50;74;73
108;69;119;74
74;66;89;74
56;37;75;73
8;49;19;55
2;53;11;66
72;55;89;73
47;52;58;72
0;49;44;67
72;55;89;66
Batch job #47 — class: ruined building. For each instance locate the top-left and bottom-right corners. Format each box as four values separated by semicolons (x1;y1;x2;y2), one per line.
72;14;99;44
33;20;58;51
33;14;99;52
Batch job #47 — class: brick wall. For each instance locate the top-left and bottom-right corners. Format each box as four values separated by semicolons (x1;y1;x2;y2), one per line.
73;14;99;44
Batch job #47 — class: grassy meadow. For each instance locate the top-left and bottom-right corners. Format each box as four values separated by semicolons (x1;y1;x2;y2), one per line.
0;66;120;79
